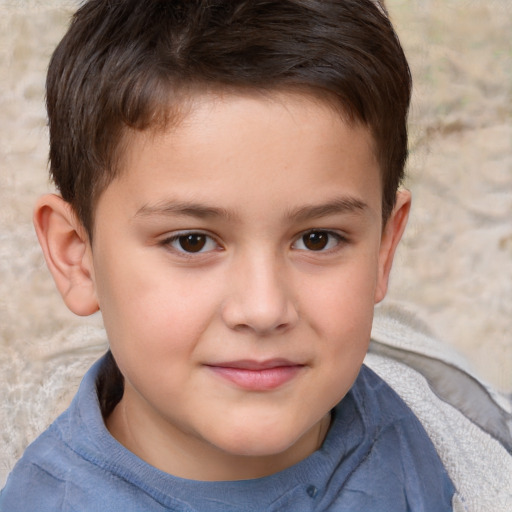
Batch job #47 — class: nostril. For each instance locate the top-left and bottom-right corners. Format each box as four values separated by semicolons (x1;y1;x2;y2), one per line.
222;301;298;335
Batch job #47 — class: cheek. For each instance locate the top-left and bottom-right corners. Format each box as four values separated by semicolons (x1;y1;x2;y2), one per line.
303;257;379;338
94;251;219;363
312;269;377;400
299;257;378;400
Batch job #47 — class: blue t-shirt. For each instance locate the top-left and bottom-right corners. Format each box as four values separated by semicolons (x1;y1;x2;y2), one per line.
0;356;455;511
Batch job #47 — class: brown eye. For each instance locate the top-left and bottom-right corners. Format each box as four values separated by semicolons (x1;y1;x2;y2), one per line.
302;231;329;251
178;234;207;253
165;232;218;255
292;230;343;252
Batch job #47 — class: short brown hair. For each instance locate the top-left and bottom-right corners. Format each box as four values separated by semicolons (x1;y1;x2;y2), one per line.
46;0;411;238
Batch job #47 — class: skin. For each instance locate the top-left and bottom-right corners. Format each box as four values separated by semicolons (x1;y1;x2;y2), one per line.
34;92;410;481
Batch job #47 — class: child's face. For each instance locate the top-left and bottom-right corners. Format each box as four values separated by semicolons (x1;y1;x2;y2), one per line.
82;92;409;479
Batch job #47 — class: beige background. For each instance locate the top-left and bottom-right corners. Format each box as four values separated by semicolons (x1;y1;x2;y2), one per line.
0;0;511;484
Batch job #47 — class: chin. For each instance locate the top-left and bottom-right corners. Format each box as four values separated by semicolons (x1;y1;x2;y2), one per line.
212;424;306;459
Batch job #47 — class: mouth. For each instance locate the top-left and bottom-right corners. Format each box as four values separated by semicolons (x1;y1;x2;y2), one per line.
205;359;305;391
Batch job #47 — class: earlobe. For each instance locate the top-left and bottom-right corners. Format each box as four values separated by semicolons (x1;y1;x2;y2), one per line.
374;189;411;304
33;194;99;316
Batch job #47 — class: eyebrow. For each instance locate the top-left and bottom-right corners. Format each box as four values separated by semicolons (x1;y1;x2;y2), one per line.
134;201;236;220
286;196;369;222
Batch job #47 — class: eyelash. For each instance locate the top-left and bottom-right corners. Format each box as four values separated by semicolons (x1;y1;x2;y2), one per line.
159;229;348;257
160;231;221;256
292;230;347;253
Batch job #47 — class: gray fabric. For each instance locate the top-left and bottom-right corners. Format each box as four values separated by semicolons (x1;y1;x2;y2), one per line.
369;340;512;452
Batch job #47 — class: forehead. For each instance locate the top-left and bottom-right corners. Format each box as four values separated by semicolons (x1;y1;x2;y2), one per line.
106;91;382;224
122;87;376;153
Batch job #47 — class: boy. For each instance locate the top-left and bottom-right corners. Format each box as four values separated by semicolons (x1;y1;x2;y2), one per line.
1;0;510;510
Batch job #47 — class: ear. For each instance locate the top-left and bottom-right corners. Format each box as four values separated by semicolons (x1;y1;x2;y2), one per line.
33;194;99;316
374;189;411;303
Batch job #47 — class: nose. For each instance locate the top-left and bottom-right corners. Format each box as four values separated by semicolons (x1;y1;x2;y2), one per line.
221;253;299;336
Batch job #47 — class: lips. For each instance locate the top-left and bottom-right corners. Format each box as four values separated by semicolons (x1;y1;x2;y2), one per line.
205;359;304;391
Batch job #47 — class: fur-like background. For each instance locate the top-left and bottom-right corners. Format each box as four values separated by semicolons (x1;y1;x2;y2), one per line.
1;0;511;486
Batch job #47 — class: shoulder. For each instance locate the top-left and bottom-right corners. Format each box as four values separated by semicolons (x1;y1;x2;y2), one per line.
0;417;77;511
366;303;512;512
0;357;115;512
327;364;456;511
1;356;188;512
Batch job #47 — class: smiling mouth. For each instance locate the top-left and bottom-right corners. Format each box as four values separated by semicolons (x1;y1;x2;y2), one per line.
205;359;305;391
